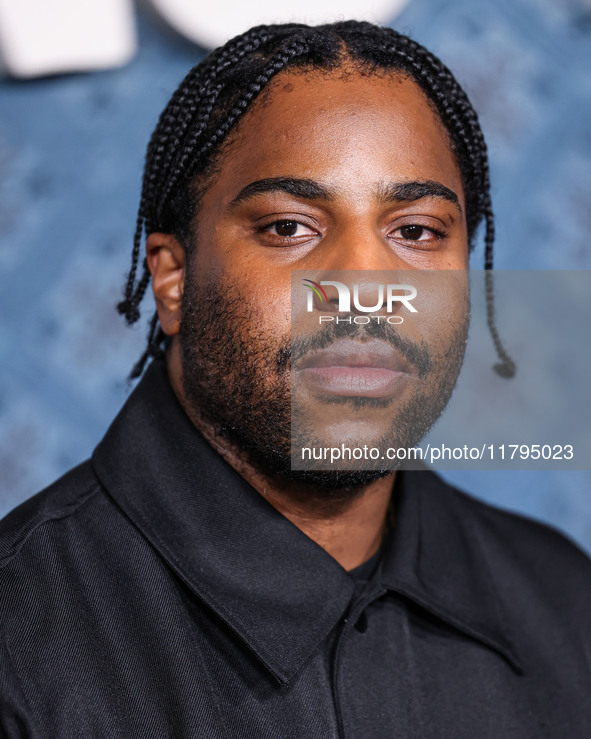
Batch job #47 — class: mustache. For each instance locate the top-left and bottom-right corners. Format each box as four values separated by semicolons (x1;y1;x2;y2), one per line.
278;316;433;378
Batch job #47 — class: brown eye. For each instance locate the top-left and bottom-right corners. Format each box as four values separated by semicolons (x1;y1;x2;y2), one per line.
274;220;299;236
400;225;425;240
258;219;318;245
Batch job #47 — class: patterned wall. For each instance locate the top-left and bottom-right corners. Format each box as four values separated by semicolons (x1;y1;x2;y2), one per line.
1;0;590;551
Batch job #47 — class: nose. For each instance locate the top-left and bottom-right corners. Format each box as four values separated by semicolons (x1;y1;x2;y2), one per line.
308;226;411;315
318;226;407;273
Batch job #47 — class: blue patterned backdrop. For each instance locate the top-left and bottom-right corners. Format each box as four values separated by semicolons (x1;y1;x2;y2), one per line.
1;0;590;551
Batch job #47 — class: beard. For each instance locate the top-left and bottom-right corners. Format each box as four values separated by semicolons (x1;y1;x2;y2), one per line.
179;270;469;496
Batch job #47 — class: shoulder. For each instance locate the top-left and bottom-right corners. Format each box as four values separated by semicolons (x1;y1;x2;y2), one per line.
0;461;102;568
437;474;591;622
451;478;590;572
0;462;132;611
0;461;119;646
0;460;147;646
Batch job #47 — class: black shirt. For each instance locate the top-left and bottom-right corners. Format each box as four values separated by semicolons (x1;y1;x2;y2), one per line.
1;360;590;738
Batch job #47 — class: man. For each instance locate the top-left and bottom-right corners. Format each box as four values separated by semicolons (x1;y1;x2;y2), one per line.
1;21;589;738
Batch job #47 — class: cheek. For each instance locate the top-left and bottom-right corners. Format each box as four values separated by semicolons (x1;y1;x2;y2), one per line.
194;257;292;344
247;279;292;342
407;272;469;351
193;220;292;323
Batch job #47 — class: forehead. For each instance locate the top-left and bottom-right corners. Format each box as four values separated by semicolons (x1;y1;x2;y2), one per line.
207;69;464;203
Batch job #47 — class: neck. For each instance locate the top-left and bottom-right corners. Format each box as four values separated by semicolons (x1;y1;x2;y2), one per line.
257;475;395;570
166;347;395;571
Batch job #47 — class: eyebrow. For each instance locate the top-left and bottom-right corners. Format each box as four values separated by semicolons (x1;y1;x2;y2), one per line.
228;177;335;208
228;176;463;216
376;180;463;216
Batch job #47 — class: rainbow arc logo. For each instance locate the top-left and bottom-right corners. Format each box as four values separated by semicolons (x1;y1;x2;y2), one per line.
302;279;328;303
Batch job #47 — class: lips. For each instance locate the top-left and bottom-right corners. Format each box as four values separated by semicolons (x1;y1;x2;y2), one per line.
295;339;412;398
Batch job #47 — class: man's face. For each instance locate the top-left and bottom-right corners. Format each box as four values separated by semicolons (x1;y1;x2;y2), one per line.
179;70;469;489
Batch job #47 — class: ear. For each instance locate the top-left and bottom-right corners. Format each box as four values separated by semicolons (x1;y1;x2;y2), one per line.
146;233;186;336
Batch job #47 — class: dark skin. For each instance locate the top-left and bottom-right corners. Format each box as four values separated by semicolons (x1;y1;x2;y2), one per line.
146;70;469;571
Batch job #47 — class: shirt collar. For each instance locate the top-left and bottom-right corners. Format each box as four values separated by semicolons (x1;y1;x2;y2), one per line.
92;359;522;684
381;473;523;673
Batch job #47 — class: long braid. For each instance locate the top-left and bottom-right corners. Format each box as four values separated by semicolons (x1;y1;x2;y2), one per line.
119;20;515;379
484;210;516;377
129;310;165;380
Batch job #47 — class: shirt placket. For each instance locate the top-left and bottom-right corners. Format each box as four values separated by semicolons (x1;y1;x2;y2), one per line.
331;582;387;739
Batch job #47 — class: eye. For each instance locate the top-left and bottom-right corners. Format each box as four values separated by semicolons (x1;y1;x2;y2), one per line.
264;220;315;237
399;225;438;241
257;218;319;245
390;223;447;245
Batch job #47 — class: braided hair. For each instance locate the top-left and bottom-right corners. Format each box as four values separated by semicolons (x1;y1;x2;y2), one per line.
118;20;515;379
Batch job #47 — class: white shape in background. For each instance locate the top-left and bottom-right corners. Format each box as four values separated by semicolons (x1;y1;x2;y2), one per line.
0;0;137;78
147;0;410;49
